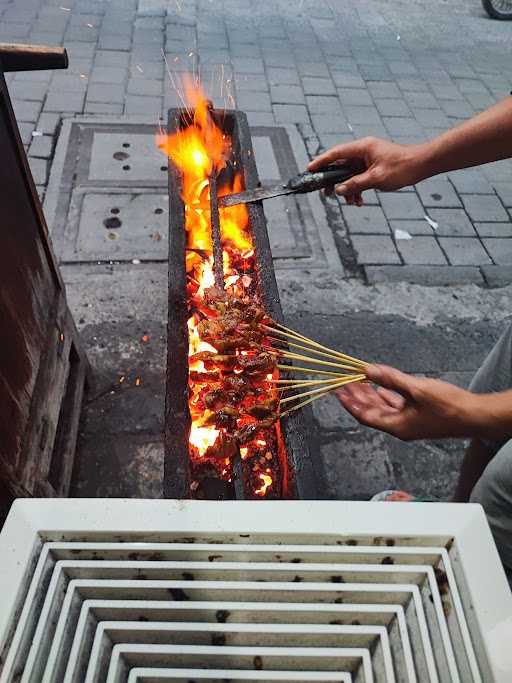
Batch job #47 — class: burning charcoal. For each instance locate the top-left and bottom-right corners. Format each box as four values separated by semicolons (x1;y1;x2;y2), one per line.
234;423;259;444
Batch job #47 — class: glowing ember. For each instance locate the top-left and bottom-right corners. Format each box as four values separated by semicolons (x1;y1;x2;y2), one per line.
158;78;282;498
255;473;272;497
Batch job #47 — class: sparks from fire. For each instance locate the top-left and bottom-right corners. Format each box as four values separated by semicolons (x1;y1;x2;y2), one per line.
157;79;281;498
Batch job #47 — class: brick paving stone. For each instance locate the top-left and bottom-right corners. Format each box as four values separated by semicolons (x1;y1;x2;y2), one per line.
430;83;465;101
465;92;496;111
351;122;388;138
438;237;492;265
395;236;448;265
365;265;484;286
454;78;489;94
89;66;128;84
306;96;343;114
439;99;474;118
8;82;48;102
389;219;436;236
475;223;512;238
366;81;401;99
351;235;401;265
87;82;126;103
492;182;512;207
317;132;355;151
29;134;53;159
273;104;310;124
462;194;509;222
449;168;494;194
44;92;85;113
396;77;430;93
12;99;42;123
127;78;161;97
301;77;336;95
481;265;512;287
426;208;476;236
84;101;124;115
267;67;300;85
236;91;272;112
402;91;440;109
342;205;389;234
297;63;330;78
97;34;132;50
331;72;365;89
36;112;60;135
28;157;47;185
383;116;423;137
343;105;382;125
380;192;424;220
246;111;276;126
411;108;450;128
415;178;462;208
50;74;89;93
124;94;162;115
481;239;512;265
337;88;373;107
311;113;349;133
95;50;131;67
375;99;411;117
232;57;265;74
235;75;269;91
270;85;304;105
17;122;35;146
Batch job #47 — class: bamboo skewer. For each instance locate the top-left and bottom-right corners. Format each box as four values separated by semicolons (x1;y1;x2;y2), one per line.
274;349;363;373
276;363;351;378
269;377;347;386
278;379;343;392
264;322;368;369
267;336;363;370
279;375;365;406
279;375;366;417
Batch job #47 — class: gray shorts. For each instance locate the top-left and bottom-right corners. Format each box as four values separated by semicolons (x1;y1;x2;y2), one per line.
468;323;512;585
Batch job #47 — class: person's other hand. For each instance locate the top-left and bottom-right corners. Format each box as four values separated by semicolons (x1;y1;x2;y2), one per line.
336;364;481;441
308;137;427;205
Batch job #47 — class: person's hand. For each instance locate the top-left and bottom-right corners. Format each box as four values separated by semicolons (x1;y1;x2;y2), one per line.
308;137;428;205
336;364;482;441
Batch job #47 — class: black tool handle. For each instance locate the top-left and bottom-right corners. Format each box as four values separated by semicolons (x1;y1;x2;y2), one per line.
286;164;356;194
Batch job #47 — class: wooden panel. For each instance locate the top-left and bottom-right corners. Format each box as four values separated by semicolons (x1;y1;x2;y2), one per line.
0;62;88;499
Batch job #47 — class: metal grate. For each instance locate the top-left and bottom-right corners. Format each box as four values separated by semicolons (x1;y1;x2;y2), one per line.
0;500;511;682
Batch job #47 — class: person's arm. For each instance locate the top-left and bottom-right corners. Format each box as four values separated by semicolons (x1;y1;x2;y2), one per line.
337;364;512;442
308;97;512;204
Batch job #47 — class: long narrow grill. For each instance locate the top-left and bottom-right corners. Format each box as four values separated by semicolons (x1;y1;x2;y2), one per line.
1;500;509;682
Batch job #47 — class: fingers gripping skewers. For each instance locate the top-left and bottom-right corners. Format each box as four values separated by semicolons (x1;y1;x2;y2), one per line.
192;286;369;438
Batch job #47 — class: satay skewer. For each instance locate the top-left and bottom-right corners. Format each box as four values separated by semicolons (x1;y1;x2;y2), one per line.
266;336;363;369
263;322;368;369
273;349;364;373
279;374;365;406
276;364;354;377
280;374;366;417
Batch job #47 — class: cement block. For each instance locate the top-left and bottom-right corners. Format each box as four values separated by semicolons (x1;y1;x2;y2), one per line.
438;237;492;265
351;235;401;265
462;194;509;223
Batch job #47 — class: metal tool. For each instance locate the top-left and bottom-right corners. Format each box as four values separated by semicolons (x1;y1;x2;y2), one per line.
218;163;356;207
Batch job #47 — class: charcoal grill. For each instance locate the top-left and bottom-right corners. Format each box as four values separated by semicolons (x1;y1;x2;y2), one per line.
164;108;318;501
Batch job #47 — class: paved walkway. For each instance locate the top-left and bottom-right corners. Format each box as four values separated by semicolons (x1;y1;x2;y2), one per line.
3;0;512;500
4;0;512;284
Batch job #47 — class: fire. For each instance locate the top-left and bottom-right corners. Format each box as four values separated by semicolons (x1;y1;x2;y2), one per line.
255;473;272;497
158;78;278;497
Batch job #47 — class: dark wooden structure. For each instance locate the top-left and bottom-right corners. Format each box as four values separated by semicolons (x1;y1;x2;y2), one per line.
0;44;88;505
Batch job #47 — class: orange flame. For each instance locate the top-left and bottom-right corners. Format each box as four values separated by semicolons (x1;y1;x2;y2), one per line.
157;78;279;495
255;473;273;497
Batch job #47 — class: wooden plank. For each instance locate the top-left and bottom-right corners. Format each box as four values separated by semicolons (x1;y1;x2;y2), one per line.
0;43;68;72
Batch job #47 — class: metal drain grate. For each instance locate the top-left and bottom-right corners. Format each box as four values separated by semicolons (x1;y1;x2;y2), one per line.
0;500;511;682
